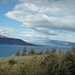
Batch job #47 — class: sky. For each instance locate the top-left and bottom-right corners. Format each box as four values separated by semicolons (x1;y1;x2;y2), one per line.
0;0;75;44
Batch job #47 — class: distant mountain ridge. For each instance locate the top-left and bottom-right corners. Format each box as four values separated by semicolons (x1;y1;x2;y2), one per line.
46;40;75;46
0;35;7;38
0;35;36;46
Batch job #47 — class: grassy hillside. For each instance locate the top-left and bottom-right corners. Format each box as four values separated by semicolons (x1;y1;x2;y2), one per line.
0;47;75;75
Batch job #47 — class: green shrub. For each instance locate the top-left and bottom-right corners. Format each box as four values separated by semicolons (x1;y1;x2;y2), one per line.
8;59;16;65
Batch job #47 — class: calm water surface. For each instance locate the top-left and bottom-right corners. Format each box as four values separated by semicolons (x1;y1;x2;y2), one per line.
0;44;71;57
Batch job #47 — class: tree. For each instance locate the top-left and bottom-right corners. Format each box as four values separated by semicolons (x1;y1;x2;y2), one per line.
44;49;49;54
14;50;20;56
28;48;35;55
20;47;26;56
72;46;75;53
50;47;56;53
39;50;43;55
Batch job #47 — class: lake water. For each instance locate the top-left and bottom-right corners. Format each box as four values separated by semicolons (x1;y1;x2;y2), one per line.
0;44;72;58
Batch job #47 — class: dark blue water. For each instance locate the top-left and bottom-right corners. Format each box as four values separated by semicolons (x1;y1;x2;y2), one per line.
0;44;71;58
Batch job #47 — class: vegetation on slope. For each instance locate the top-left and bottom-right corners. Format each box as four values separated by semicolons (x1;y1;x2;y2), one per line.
0;46;75;75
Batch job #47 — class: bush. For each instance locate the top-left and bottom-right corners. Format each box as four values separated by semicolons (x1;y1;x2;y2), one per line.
8;59;16;65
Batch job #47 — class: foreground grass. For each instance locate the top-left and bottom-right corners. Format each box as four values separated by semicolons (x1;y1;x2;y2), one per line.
0;47;75;75
0;54;49;75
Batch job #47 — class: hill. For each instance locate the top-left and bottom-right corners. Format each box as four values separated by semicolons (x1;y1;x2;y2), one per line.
46;40;75;46
0;35;36;46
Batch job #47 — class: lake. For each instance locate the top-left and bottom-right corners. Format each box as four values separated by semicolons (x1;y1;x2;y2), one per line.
0;44;72;58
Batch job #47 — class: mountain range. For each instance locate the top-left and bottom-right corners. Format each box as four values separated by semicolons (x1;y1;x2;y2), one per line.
0;35;36;46
0;35;75;46
46;40;75;46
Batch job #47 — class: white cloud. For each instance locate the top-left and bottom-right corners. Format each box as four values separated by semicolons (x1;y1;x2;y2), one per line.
5;0;75;32
4;0;75;42
0;26;16;36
